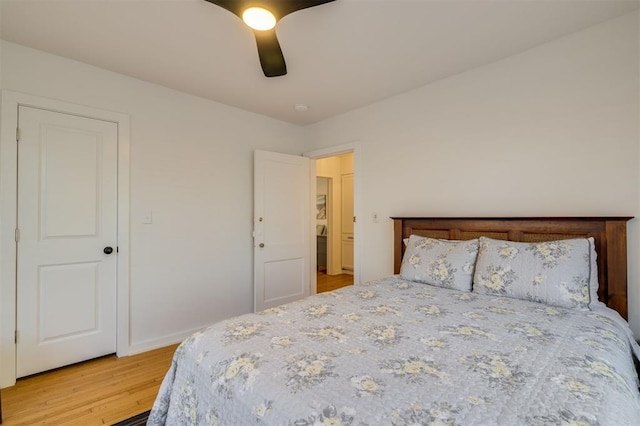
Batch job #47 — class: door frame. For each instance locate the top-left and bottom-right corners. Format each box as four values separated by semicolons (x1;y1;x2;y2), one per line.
0;91;131;388
303;142;360;293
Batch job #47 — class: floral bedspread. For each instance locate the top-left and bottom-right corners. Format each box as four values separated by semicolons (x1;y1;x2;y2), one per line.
148;276;640;425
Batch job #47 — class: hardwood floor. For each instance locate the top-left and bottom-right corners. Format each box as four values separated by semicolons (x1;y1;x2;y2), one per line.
1;344;178;425
317;271;353;293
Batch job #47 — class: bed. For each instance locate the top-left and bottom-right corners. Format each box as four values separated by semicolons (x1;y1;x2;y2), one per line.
148;217;640;425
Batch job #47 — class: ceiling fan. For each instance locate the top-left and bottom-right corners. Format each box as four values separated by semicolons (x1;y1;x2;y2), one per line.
204;0;336;77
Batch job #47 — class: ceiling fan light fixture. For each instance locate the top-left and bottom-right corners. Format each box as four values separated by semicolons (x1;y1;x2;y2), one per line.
242;7;277;31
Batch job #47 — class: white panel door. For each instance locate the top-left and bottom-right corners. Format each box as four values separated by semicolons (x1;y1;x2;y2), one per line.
341;173;354;234
254;150;310;311
17;106;118;377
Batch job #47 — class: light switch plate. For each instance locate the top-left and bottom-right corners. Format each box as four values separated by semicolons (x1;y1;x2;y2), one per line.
143;211;153;224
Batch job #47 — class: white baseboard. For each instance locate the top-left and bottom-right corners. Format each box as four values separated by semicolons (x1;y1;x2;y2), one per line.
124;326;205;357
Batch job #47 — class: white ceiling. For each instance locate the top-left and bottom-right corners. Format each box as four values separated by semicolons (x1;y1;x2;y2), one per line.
1;0;638;125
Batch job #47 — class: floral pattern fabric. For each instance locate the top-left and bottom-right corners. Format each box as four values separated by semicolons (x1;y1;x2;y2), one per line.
148;276;640;425
400;235;479;291
474;236;592;309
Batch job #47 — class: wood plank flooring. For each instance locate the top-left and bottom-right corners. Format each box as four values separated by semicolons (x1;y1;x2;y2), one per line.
1;344;178;425
317;271;353;293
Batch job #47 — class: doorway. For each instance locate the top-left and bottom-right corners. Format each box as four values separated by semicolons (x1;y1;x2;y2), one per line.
315;153;354;293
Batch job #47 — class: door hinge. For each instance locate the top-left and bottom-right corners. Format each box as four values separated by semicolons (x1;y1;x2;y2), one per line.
15;330;19;344
16;127;21;142
353;216;356;223
15;228;20;243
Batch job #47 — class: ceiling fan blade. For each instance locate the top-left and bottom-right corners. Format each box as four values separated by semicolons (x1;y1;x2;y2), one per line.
204;0;243;18
276;0;336;19
254;29;287;77
205;0;335;20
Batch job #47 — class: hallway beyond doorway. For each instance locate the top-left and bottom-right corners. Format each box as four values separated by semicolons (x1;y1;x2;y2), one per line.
317;271;353;293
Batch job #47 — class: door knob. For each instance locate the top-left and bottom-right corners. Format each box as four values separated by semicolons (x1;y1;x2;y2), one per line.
259;243;265;248
103;246;114;255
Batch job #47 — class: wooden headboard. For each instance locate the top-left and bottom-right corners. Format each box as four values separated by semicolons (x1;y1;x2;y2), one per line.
392;217;632;319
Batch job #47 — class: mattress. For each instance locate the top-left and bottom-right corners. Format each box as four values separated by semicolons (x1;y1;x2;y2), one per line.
148;275;640;425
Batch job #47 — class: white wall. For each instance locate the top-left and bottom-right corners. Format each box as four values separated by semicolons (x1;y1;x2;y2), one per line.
306;13;640;333
0;41;305;355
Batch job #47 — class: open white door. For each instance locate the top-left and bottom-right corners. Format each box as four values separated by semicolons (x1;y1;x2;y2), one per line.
254;150;310;311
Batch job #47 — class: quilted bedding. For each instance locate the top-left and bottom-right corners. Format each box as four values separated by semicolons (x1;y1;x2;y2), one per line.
148;276;640;425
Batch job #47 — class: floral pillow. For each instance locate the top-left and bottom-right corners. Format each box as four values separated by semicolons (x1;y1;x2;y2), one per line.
400;235;479;292
473;237;591;309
